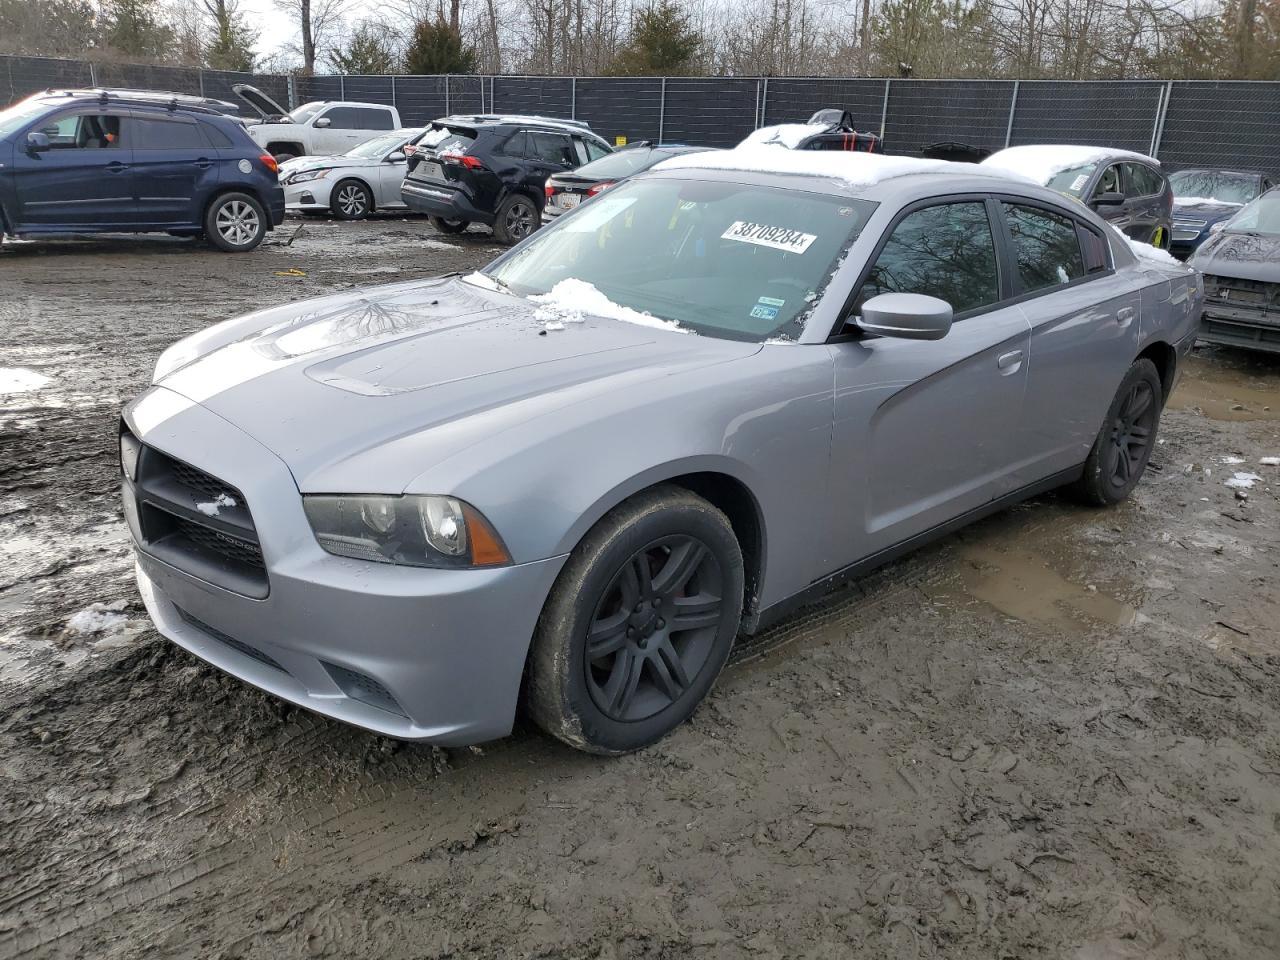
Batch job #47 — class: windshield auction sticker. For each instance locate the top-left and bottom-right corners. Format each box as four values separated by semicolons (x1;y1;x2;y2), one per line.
721;221;817;254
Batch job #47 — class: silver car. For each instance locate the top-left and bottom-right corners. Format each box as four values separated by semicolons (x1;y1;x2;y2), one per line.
121;152;1201;754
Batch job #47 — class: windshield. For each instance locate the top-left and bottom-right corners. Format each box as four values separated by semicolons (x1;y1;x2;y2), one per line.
0;99;50;139
289;103;325;124
1045;163;1099;198
482;178;875;341
1221;190;1280;235
346;133;406;159
1170;170;1258;206
570;148;661;180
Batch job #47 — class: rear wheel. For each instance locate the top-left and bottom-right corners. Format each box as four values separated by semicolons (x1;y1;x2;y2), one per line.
331;179;372;220
1073;358;1163;506
527;486;744;755
204;192;267;252
430;216;468;234
493;194;538;245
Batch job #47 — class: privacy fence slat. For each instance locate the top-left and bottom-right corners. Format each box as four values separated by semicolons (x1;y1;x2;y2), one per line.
3;56;1277;173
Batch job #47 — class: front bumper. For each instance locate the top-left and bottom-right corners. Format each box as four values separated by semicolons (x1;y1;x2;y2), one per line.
401;180;493;225
123;387;566;744
282;179;333;211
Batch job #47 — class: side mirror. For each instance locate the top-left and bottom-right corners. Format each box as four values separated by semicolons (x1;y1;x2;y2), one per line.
26;131;51;152
386;151;405;162
1091;191;1125;208
313;116;331;128
855;293;953;340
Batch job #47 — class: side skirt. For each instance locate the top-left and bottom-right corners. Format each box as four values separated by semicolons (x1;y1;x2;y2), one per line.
742;465;1084;636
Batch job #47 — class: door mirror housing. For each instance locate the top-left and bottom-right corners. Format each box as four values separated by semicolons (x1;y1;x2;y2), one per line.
855;293;953;341
1090;191;1125;208
26;131;51;152
313;116;332;128
385;151;405;162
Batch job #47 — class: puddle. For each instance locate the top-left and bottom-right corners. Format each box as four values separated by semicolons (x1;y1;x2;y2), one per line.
927;541;1138;632
1169;354;1280;421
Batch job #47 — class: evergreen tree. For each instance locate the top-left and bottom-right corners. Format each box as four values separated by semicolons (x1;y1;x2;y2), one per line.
404;17;478;74
329;21;401;74
101;0;173;59
203;0;256;71
611;0;702;75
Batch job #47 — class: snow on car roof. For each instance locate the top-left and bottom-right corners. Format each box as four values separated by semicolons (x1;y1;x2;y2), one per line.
654;144;1036;191
980;145;1157;185
739;123;830;149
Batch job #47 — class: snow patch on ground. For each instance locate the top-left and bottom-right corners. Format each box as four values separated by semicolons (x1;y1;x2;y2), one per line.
1219;456;1246;464
530;278;687;333
1260;456;1279;466
980;144;1152;185
65;600;130;636
656;147;1036;189
0;368;53;395
740;123;829;149
195;493;237;517
1125;236;1182;266
1225;472;1262;489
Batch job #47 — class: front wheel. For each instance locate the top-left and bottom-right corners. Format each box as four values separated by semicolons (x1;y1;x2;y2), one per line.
205;192;267;252
527;486;744;755
493;194;538;245
1072;358;1163;506
331;179;372;220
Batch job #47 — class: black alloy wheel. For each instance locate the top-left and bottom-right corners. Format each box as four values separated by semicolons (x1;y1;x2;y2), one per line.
1104;378;1158;492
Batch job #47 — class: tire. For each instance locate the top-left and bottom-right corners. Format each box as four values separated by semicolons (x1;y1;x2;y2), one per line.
331;179;372;220
527;486;744;755
430;216;469;234
204;192;267;252
1072;358;1163;506
493;194;539;245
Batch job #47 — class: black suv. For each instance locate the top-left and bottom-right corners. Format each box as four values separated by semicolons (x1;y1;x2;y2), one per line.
401;115;613;244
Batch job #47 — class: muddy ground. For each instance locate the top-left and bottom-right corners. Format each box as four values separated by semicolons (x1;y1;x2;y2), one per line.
1;217;1278;960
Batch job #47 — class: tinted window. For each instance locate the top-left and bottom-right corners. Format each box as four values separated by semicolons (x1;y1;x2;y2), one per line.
531;132;574;165
355;107;394;130
860;202;1000;314
131;117;206;150
1003;203;1086;291
321;107;359;129
199;120;235;148
1123;163;1162;198
502;131;529;156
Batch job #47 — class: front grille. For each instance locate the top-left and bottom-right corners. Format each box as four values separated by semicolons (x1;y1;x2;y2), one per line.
1203;274;1280;313
177;608;285;672
123;427;269;598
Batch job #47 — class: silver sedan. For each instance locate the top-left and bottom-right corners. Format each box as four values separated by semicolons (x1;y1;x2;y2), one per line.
121;151;1201;754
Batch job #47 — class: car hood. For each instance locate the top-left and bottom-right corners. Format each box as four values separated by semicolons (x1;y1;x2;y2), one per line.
231;83;290;120
1190;230;1280;282
1173;199;1241;221
154;275;761;492
279;155;380;175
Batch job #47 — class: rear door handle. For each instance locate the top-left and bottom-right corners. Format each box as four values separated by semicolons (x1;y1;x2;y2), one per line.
1116;306;1136;328
997;349;1024;374
193;158;212;169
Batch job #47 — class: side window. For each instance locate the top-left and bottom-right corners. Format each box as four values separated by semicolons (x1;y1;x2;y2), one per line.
198;121;235;149
502;131;529;157
859;201;1000;315
1003;203;1086;291
320;107;358;129
40;112;123;149
356;108;395;131
530;132;574;165
1095;164;1122;197
570;137;590;166
1077;224;1110;274
584;138;610;162
130;117;206;150
1122;163;1162;198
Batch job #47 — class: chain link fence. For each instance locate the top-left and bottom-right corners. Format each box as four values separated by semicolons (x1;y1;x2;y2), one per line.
4;55;1278;173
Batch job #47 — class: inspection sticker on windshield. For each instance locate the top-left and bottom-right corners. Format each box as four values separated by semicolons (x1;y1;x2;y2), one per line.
721;221;817;254
1070;174;1089;192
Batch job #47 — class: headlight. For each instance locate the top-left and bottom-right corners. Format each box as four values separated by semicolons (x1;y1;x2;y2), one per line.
287;168;331;184
303;495;511;568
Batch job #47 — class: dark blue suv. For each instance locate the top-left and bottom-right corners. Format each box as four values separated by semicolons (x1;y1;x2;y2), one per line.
0;89;285;251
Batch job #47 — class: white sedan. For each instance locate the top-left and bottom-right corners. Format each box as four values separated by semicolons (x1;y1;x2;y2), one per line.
278;128;426;220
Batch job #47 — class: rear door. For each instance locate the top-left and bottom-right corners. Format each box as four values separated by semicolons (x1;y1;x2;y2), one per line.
523;131;576;198
128;112;220;227
995;198;1143;484
1120;162;1164;243
10;108;136;228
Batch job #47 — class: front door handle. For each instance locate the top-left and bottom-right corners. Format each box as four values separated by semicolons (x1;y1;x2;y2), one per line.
997;349;1024;374
106;161;129;173
1116;306;1136;328
193;158;212;169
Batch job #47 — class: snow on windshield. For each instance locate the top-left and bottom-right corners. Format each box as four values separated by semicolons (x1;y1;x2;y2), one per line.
657;146;1034;189
530;279;686;333
980;145;1151;186
739;123;829;149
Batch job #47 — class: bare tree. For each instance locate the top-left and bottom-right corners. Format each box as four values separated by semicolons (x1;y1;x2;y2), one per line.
276;0;350;73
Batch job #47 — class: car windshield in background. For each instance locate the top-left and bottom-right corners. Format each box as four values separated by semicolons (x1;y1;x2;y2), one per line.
1221;191;1280;235
418;125;476;153
347;134;405;159
1169;170;1257;205
1044;163;1098;198
484;178;875;341
289;104;324;123
571;148;662;179
0;99;49;138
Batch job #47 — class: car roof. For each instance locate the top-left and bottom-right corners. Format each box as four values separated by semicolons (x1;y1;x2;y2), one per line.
30;88;238;117
436;114;598;136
